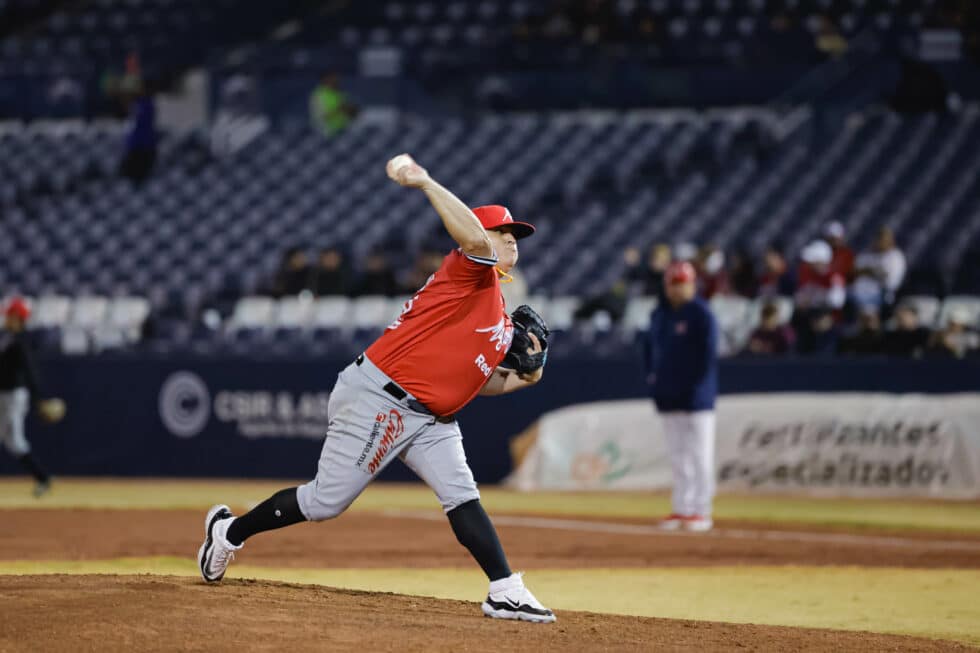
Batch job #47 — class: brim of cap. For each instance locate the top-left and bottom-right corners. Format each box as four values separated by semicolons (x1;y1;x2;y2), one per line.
489;221;535;239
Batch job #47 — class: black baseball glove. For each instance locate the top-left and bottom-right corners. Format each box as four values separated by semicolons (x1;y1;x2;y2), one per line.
501;304;550;375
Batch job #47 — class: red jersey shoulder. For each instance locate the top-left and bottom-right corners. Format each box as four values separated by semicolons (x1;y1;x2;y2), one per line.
442;249;498;286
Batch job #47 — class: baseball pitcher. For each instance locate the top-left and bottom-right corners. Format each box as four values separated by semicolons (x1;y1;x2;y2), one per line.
0;298;66;497
197;154;555;623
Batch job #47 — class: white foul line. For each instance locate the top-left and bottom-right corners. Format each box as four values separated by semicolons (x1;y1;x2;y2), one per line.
381;509;980;553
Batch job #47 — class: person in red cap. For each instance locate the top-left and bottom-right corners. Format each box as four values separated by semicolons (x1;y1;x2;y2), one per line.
196;154;556;623
643;261;719;532
1;298;65;497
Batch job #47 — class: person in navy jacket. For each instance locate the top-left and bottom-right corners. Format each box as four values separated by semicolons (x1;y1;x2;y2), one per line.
643;261;719;531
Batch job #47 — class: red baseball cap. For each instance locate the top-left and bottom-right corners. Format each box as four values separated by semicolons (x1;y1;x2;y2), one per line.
5;297;31;321
665;261;697;285
471;205;535;239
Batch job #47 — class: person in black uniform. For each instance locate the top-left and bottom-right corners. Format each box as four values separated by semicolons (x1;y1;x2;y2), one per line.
0;298;65;497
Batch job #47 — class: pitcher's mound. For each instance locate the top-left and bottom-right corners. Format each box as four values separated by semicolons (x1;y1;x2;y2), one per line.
0;575;966;652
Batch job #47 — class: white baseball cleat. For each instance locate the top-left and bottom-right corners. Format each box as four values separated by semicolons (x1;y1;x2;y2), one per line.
197;504;241;583
658;513;686;531
683;515;714;532
481;572;556;624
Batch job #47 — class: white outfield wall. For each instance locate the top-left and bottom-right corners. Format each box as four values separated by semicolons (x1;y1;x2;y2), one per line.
506;394;980;499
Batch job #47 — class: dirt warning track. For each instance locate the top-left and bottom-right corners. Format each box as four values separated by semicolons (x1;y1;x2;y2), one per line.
2;509;979;569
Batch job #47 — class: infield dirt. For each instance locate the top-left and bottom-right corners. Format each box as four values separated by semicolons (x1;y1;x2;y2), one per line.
2;574;974;653
2;506;980;651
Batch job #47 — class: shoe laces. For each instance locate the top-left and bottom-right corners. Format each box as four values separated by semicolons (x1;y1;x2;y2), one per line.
212;545;235;569
213;547;235;567
210;518;238;569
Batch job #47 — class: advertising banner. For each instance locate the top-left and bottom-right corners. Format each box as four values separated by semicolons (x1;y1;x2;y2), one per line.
4;355;978;483
507;394;980;498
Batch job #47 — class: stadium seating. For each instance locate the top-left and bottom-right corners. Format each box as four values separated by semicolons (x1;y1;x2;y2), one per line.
2;0;961;118
282;0;936;59
3;103;979;356
6;291;979;359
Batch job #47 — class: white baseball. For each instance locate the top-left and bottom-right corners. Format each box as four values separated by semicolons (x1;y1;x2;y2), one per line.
388;154;414;175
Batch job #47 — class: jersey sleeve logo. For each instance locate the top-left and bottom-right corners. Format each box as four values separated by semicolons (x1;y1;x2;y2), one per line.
475;317;514;352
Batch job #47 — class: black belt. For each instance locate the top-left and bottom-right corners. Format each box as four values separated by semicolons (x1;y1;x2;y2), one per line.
356;355;455;423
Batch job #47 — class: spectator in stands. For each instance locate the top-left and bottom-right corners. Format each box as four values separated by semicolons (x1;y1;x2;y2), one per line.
695;245;730;299
881;302;931;358
823;221;855;280
757;244;796;298
794;241;846;353
728;247;759;299
838;309;883;356
625;244;670;299
573;0;619;44
309;72;356;137
852;226;907;310
795;308;841;357
119;53;143;97
795;240;846;313
118;82;157;185
673;242;698;263
311;247;352;296
928;308;980;359
100;52;144;118
353;249;399;297
744;302;794;356
573;279;628;327
539;6;575;40
273;247;312;297
403;246;445;293
814;15;848;57
577;244;666;325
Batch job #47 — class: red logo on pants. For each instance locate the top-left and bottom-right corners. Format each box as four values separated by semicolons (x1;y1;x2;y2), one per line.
367;409;404;474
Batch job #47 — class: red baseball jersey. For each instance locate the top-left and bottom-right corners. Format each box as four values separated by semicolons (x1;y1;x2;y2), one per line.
365;249;514;416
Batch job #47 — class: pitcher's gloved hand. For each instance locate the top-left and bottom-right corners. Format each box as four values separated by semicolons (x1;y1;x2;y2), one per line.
501;305;550;375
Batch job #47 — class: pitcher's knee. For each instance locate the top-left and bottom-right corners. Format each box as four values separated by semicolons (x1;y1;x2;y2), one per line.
303;503;345;522
440;490;481;514
296;480;352;522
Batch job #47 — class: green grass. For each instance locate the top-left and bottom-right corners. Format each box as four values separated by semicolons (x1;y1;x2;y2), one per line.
2;477;979;533
2;560;978;646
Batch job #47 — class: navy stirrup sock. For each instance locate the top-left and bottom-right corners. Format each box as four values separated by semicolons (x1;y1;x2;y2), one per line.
225;487;306;546
447;499;512;581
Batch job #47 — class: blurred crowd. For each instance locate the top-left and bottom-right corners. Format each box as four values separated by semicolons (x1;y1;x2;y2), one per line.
268;221;977;360
266;245;443;300
581;222;979;359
